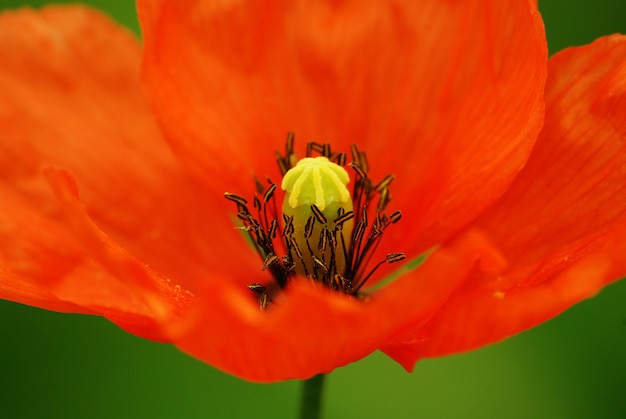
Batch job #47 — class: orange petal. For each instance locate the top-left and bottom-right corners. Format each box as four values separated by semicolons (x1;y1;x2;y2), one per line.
170;229;503;382
382;34;626;368
42;169;194;340
0;268;90;315
0;184;91;314
0;5;258;292
138;0;547;253
0;6;202;337
0;177;177;340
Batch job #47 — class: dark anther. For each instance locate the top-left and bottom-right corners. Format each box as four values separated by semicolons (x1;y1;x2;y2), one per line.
321;143;331;158
350;162;367;179
282;214;294;236
248;283;272;310
389;210;402;224
282;256;294;272
334;152;347;166
334;210;355;230
312;256;328;273
318;227;328;252
331;274;352;293
350;144;369;173
286;131;295;155
263;183;277;203
353;252;407;294
377;188;390;212
290;236;304;259
253;194;262;211
259;293;271;310
268;219;278;239
326;228;337;251
262;254;280;271
307;142;326;157
374;174;395;192
256;227;268;247
275;132;297;176
386;252;406;263
310;204;327;225
248;283;266;294
350;144;360;165
352;220;366;245
304;216;316;239
237;211;252;222
275;151;288;176
224;193;248;206
254;176;265;194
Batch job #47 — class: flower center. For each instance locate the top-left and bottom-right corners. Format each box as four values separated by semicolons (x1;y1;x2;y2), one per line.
224;133;405;310
281;156;354;278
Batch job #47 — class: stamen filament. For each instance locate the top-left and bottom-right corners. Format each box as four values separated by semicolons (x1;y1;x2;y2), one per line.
353;252;406;294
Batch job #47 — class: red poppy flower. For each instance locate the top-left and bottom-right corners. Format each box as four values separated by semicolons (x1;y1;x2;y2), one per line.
1;0;625;383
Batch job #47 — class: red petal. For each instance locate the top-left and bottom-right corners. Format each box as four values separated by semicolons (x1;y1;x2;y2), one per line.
170;229;504;382
0;5;257;289
138;0;547;252
43;169;194;340
0;174;185;340
0;268;90;315
0;7;196;338
382;35;626;368
0;184;92;314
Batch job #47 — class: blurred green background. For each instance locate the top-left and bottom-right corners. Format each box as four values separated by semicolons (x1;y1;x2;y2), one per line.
1;1;626;418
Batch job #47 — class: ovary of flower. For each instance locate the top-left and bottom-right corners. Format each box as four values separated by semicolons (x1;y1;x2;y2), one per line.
281;157;354;277
282;157;351;211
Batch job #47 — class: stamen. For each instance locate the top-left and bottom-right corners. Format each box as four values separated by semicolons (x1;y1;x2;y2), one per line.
353;252;406;293
334;153;347;166
374;174;395;192
262;254;280;271
334;210;355;229
275;151;288;176
310;204;327;225
377;187;390;212
318;226;328;252
225;134;406;310
248;283;272;310
253;194;262;211
224;193;248;206
350;144;369;173
285;132;295;157
304;216;315;239
263;183;277;202
282;214;294;236
389;210;402;224
254;176;265;194
268;219;278;239
350;162;368;180
312;256;328;274
321;143;331;158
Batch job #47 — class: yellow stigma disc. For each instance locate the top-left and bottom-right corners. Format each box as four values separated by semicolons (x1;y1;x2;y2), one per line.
281;157;351;211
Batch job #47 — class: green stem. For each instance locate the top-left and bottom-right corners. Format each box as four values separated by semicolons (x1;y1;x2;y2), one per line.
299;374;326;419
